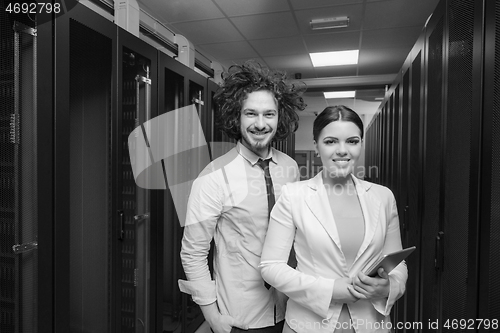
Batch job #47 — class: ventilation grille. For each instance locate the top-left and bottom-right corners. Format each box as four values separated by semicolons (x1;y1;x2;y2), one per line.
488;0;500;320
441;0;475;324
421;17;445;322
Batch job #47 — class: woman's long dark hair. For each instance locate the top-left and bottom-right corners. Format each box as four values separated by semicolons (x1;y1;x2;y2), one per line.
213;60;307;141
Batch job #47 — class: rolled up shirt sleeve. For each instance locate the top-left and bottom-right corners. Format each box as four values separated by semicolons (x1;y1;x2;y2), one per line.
178;279;217;305
178;168;222;305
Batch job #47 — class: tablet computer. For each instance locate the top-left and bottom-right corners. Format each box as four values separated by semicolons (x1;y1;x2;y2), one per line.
364;246;416;277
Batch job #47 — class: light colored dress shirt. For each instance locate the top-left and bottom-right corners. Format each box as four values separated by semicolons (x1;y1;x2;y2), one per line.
179;141;299;328
260;173;408;333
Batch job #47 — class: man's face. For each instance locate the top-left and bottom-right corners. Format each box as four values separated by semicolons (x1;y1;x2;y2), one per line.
239;90;278;157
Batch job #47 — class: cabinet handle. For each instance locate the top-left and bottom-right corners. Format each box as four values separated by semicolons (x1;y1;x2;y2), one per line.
13;241;38;254
435;231;444;271
134;213;150;222
118;210;125;240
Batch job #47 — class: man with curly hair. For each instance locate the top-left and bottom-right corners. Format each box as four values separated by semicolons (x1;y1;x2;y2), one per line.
179;61;306;333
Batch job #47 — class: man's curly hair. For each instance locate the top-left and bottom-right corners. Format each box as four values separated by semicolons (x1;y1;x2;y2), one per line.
213;60;307;141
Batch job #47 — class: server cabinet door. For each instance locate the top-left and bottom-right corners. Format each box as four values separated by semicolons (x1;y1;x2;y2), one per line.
478;0;500;323
441;0;476;326
405;51;424;330
420;1;445;326
53;4;117;332
158;55;186;333
133;69;153;333
158;54;212;333
0;11;38;333
117;31;158;333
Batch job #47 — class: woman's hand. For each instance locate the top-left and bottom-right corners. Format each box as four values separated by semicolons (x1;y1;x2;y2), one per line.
351;268;390;300
331;277;360;304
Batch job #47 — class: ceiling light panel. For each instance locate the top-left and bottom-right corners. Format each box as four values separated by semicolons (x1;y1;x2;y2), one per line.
310;50;359;67
324;91;356;99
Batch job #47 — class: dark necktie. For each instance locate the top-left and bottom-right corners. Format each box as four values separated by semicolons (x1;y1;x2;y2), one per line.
257;158;275;218
257;158;275;290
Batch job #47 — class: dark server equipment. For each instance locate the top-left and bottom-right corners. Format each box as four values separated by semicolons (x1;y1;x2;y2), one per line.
364;0;500;330
0;2;38;332
480;0;500;324
1;1;296;332
157;49;210;333
116;28;159;333
47;5;118;332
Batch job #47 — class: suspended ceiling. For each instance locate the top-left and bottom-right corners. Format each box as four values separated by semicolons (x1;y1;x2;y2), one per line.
137;0;440;116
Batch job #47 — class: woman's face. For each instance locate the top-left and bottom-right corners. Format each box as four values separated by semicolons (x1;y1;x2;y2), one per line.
314;120;362;178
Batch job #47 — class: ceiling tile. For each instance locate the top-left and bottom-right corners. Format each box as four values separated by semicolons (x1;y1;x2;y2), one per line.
261;56;319;80
294;4;364;34
303;31;361;53
249;36;307;57
287;68;318;80
215;57;267;69
358;47;410;75
139;0;224;23
171;19;243;45
136;0;441;98
213;0;290;16
290;0;363;10
364;0;439;29
197;41;259;61
263;54;313;73
361;26;423;49
231;12;299;39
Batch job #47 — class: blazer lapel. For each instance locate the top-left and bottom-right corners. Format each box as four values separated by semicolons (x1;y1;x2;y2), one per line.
352;176;381;262
305;173;343;251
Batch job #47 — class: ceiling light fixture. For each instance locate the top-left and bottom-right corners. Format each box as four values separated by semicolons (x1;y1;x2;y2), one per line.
324;91;356;99
310;16;350;30
310;50;359;67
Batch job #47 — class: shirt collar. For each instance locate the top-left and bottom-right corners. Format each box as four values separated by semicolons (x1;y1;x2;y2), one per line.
236;141;276;166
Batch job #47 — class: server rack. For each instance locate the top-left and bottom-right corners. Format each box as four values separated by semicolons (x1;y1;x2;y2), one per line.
51;4;117;332
420;2;445;325
478;0;500;324
157;50;215;333
0;3;39;332
1;1;309;332
364;0;498;330
1;1;228;332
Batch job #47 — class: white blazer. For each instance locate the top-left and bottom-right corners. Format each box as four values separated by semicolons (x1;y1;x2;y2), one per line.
260;172;408;333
